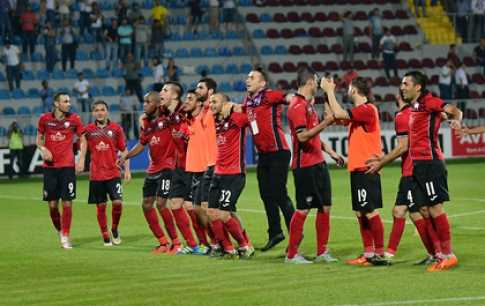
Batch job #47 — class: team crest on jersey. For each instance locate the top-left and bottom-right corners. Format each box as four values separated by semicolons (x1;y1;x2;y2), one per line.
306;104;314;116
64;122;70;128
51;132;66;141
158;121;164;128
306;196;313;205
149;136;160;145
216;135;226;145
107;130;113;137
95;141;110;151
413;101;426;112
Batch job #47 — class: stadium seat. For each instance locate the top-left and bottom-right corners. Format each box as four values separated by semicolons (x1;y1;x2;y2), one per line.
354;10;368;21
219;46;232;56
391;26;404;36
429;74;439;85
12;88;26;99
398;42;413;52
311;61;326;72
23;124;37;136
226;30;239;39
316;44;330;54
472;73;485;85
76;50;89;61
353;60;367;70
309;27;323;37
468;91;480;99
267;29;280;39
99;1;112;10
233;46;246;56
275;45;288;54
382;9;394;19
197;65;210;75
109;103;121;112
211;30;224;40
2;106;15;115
282;29;295;38
52;69;66;80
315;12;328;21
339;60;351;70
274;13;287;23
384;94;396;102
233;81;246;91
226;64;239;74
22;69;35;81
197;30;210;40
260;13;273;22
28;88;41;98
396;59;408;69
389;76;401;86
205;47;218;57
358;42;372;53
17;106;31;115
89;86;101;97
219;82;232;92
0;71;5;81
293;28;307;37
37;69;50;80
246;13;260;23
183;30;197;41
253;29;267;38
58;86;71;96
302;45;316;54
380;111;394;122
301;12;315;22
435;57;447;67
287;12;301;22
367;59;380;70
70;105;77;113
82;68;95;79
325;61;338;71
83;33;94;44
408;58;423;69
395;9;409;19
374;76;389;87
261;45;274;55
465;108;478;119
140;66;152;77
117;84;126;96
463;56;476;67
33;105;44;114
111;67;123;77
283;62;298;72
328;12;340;22
268;62;283;73
170;31;182;41
90;50;104;60
323;28;336;37
330;44;343;54
422;57;435;69
239;0;253;6
102;85;117;96
176;48;190;58
289;45;302;55
403;25;418;35
241;63;253;74
212;64;225;75
31;52;44;62
96;67;110;78
66;68;79;79
0;126;6;137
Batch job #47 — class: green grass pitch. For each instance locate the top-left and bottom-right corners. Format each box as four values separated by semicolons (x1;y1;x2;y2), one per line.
0;159;484;305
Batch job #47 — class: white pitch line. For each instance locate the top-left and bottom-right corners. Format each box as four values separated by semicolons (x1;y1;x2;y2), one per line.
446;210;485;218
337;296;485;306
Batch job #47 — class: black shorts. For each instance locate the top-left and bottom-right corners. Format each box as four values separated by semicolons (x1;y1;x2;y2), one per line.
292;162;331;210
142;169;173;198
350;171;383;211
191;172;204;205
43;167;76;201
395;176;420;213
411;160;449;207
208;173;246;212
170;167;192;201
201;165;214;203
88;178;123;204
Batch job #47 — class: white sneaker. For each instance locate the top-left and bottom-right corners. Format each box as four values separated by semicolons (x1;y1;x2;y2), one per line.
110;230;121;245
103;237;113;247
315;252;338;263
57;231;62;240
60;237;72;249
285;254;313;264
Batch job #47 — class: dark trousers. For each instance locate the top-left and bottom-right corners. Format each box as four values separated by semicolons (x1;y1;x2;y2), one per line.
456;85;469;112
6;64;21;91
9;149;24;179
121;113;139;140
22;30;35;56
79;11;92;36
383;52;398;80
61;43;76;71
45;45;56;73
126;78;143;103
371;34;382;59
438;83;452;101
257;150;295;238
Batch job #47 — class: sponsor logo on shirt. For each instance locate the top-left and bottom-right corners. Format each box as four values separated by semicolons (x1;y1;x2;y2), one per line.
51;132;66;141
216;135;226;145
149;136;161;146
95;141;110;151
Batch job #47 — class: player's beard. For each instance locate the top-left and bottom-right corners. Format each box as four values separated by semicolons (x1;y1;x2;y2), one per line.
197;92;208;102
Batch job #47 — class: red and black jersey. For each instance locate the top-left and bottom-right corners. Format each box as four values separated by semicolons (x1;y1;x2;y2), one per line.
242;90;290;153
395;105;412;177
140;114;176;174
287;94;325;170
214;112;248;175
37;112;83;168
164;102;190;169
83;120;126;181
409;91;446;161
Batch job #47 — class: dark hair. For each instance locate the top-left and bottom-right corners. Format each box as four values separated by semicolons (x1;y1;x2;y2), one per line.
92;100;109;110
296;67;318;87
403;70;426;90
165;81;184;100
187;88;196;95
252;66;269;84
53;91;69;103
199;77;217;92
449;44;456;49
350;76;372;97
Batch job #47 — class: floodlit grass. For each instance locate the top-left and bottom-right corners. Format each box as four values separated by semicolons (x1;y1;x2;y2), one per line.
1;160;484;306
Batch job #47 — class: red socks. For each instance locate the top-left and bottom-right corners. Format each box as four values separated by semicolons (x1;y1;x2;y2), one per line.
287;211;306;259
49;208;61;232
368;214;385;255
144;208;167;240
414;218;434;255
358;216;374;253
211;219;233;251
316;212;330;255
111;204;122;231
224;217;246;248
96;203;109;238
425;217;442;254
187;209;208;246
386;216;406;255
172;208;197;248
159;208;179;241
432;213;452;255
61;206;72;237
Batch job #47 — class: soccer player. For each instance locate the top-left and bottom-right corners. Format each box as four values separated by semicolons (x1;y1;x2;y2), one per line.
401;70;462;271
285;67;343;264
455;125;485;137
36;91;83;249
364;91;442;266
321;76;385;265
117;91;176;254
159;82;207;255
75;100;131;247
207;92;252;260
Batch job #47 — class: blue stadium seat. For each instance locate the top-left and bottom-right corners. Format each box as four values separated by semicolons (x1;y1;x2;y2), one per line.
70;105;77;113
52;69;66;80
30;2;40;12
275;45;289;55
71;1;80;11
176;48;190;58
0;71;5;81
197;65;210;75
13;35;22;45
38;35;45;45
190;47;204;58
76;50;89;61
90;50;104;60
197;30;210;40
0;126;6;137
28;88;41;98
96;68;110;78
99;1;112;10
171;0;185;8
37;69;50;80
102;85;117;96
2;106;15;115
225;30;239;39
183;30;196;40
205;47;217;57
261;45;274;55
109;103;121;112
83;33;94;44
233;81;246;91
89;86;101;97
33;105;44;115
211;30;224;40
241;63;252;74
233;46;246;56
239;0;253;6
58;86;71;96
66;68;79;79
140;66;153;77
12;88;26;99
219;82;232;92
23;124;37;135
111;67;123;77
201;14;209;24
17;106;31;115
253;29;267;38
82;68;95;79
142;0;154;9
164;48;174;58
117;84;126;96
21;52;29;62
230;97;239;103
146;83;154;92
219;47;232;57
0;89;9;99
189;82;198;89
31;52;44;62
212;64;225;75
260;13;273;22
226;64;239;74
22;69;35;81
170;31;182;41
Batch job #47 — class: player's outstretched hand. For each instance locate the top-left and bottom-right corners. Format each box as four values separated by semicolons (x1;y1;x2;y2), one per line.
447;119;461;130
75;161;84;175
364;153;382;165
124;170;131;184
455;124;470;138
320;77;335;93
331;153;345;168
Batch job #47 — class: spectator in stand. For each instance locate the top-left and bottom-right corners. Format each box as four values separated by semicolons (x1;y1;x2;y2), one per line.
152;56;164;92
90;2;105;52
128;2;142;25
116;0;129;25
120;87;139;140
341;10;355;63
150;0;169;28
455;0;470;42
455;61;469;112
20;4;37;58
222;0;236;31
0;39;24;92
166;58;180;82
470;0;484;42
58;0;71;24
187;0;203;35
340;67;358;106
447;44;461;69
121;52;143;103
151;20;165;60
43;20;57;74
45;0;56;28
438;59;455;101
414;0;427;17
41;80;55;112
333;73;344;105
79;0;93;36
7;121;24;179
73;72;91;115
380;27;398;80
369;8;383;60
0;0;14;41
104;19;119;71
118;17;133;62
208;0;220;34
13;0;29;36
38;0;47;30
472;37;485;75
60;18;76;72
134;16;150;67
